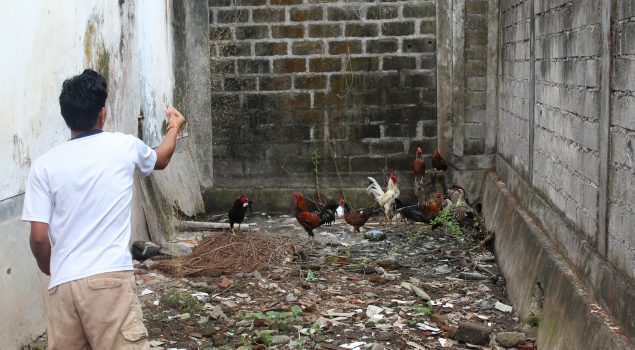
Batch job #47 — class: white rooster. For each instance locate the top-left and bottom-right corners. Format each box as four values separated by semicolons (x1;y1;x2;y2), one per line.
367;170;400;223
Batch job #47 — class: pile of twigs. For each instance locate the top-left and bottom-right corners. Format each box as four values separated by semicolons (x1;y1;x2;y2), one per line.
155;233;296;277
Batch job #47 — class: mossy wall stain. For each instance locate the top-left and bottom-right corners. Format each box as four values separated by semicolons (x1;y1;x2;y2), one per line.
83;16;110;78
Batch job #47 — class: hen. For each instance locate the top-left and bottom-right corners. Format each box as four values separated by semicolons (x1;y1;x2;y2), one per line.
431;148;448;171
228;195;252;235
367;170;400;223
293;193;339;239
422;192;444;218
411;147;426;181
394;198;433;223
339;199;372;232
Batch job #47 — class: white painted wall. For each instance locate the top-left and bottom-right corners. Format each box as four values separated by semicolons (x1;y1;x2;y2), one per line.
0;1;194;348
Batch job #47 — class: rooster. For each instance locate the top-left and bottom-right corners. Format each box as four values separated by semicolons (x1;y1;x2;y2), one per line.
293;193;339;239
228;195;252;235
432;149;448;171
367;170;400;223
411;147;426;182
339;199;372;232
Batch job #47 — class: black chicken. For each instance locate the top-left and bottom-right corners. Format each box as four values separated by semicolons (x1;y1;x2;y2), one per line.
228;195;252;235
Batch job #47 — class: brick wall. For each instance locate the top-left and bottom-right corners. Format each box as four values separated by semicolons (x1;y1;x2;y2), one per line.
208;0;437;188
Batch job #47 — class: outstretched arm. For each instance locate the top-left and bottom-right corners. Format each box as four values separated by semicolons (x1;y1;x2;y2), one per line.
30;222;51;275
155;107;187;170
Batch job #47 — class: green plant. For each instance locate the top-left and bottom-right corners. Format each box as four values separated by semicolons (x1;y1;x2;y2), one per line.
312;149;321;196
165;291;203;314
430;204;470;242
306;268;317;283
291;305;303;317
413;305;432;315
244;312;266;320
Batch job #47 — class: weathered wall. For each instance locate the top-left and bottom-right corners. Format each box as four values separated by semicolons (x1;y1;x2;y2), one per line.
492;0;635;344
208;0;438;192
0;1;207;348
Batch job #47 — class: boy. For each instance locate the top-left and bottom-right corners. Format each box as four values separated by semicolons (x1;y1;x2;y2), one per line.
22;69;185;349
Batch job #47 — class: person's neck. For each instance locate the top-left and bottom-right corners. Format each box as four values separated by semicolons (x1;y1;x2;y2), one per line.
70;127;102;139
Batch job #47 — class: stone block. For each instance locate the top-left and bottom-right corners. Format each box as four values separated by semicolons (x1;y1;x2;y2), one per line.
210;60;235;74
235;26;270;40
405;72;435;88
466;31;488;46
466;0;488;15
329;40;362;54
309;57;342;72
386;90;420;105
452;321;492;345
291;7;324;21
371;140;404;155
383;56;416;70
292;41;324;55
381;22;415;36
349;124;381;139
383;123;416;138
210;26;232;41
272;25;304;39
294;75;327;89
218;42;251;57
366;5;398;20
327;6;361;21
255;42;288;56
270;0;302;4
351;156;387;172
420;19;436;34
237;59;270;74
252;8;286;22
420;55;435;69
224;77;257;91
349;57;379;71
403;3;436;18
259;76;292;90
366;39;398;53
235;0;267;5
309;24;343;38
273;58;306;73
345;23;379;37
216;9;249;23
403;38;436;53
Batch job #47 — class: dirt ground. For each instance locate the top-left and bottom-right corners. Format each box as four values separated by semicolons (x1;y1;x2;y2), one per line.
26;211;537;350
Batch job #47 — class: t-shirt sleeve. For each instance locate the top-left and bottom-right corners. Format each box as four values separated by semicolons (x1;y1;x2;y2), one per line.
134;138;157;176
21;164;53;223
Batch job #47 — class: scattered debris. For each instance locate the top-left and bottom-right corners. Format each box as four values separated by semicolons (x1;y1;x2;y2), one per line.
28;211;534;350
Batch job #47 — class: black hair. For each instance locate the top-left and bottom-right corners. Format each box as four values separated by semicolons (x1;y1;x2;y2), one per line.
59;69;108;131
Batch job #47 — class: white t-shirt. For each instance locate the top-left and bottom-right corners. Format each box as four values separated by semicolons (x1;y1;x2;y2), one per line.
21;132;157;289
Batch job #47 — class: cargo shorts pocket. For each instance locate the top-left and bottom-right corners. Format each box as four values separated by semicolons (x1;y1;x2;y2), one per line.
121;323;149;342
87;277;124;290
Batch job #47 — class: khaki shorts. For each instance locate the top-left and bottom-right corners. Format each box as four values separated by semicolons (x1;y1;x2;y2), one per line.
47;271;149;350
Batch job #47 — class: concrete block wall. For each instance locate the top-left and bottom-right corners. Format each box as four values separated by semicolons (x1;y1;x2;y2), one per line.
609;1;635;282
533;0;602;244
464;0;489;155
494;0;635;342
208;0;437;188
498;0;532;178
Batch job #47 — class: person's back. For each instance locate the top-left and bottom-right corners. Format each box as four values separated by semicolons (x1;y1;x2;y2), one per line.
22;69;186;350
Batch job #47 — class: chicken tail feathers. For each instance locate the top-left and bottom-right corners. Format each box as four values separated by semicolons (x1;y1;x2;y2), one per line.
366;177;384;199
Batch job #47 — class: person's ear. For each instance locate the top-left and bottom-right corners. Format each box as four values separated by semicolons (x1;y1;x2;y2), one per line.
98;106;106;127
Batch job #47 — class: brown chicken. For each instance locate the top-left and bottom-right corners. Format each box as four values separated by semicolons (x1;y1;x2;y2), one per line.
339;199;372;232
411;147;426;181
431;148;448;171
293;193;339;239
422;192;444;218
